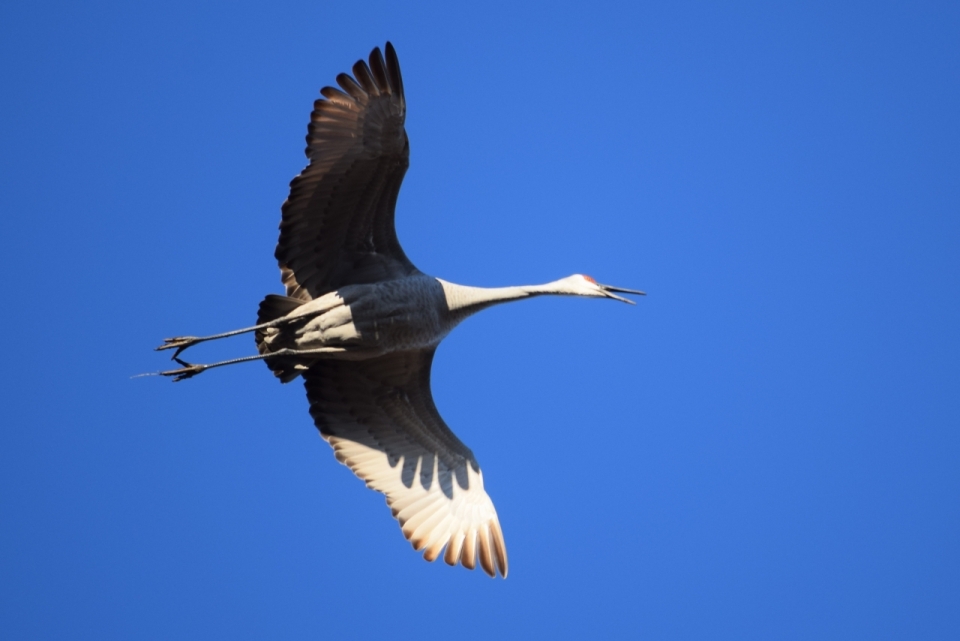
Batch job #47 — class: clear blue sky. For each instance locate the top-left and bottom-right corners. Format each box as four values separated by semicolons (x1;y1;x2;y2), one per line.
1;1;958;639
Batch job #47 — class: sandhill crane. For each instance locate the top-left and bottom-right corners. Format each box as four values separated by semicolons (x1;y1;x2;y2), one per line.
156;43;644;578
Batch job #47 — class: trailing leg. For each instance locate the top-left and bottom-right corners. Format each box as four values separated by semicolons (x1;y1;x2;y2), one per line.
157;294;306;357
158;346;358;382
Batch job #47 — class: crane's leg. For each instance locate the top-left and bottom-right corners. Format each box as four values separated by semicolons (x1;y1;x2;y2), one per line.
156;316;302;358
158;346;365;382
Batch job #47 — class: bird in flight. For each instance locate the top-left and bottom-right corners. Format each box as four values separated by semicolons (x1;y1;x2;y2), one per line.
156;43;644;578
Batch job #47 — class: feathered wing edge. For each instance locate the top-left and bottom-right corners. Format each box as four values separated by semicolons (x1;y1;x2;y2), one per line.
275;42;413;302
303;350;508;578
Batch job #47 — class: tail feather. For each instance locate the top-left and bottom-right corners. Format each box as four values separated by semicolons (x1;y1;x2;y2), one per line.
256;294;306;383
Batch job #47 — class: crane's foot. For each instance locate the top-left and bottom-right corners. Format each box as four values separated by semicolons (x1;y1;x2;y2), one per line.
156;336;201;358
159;358;208;382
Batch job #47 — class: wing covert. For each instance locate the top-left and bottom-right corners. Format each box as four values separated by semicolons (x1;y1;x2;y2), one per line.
303;349;508;578
277;43;417;301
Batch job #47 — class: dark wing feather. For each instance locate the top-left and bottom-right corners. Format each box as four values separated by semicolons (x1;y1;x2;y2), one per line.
303;349;508;578
277;43;416;301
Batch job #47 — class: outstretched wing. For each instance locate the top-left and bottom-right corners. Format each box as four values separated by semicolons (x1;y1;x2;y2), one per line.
303;349;508;578
277;42;417;301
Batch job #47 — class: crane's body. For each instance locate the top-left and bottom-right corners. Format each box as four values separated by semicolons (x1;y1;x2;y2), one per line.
155;43;643;578
256;274;634;363
261;275;453;359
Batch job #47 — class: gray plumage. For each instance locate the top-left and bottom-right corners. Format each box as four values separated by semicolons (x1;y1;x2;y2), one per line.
156;43;644;578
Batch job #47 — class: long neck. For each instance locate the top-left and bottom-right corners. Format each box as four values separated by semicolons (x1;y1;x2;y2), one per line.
437;278;557;322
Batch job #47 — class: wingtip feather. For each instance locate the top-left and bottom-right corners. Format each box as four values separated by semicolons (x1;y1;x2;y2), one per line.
368;46;390;94
444;531;465;567
478;525;496;577
422;537;446;562
491;520;509;578
384;41;404;101
336;72;366;101
461;530;478;570
351;59;380;97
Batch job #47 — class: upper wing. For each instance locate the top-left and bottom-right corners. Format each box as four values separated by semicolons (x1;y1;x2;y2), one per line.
277;43;417;301
303;349;508;578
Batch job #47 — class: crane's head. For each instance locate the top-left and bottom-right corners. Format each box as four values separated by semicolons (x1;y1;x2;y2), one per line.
556;274;646;304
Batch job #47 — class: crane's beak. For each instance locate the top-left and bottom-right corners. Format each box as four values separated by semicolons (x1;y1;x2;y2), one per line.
599;283;646;305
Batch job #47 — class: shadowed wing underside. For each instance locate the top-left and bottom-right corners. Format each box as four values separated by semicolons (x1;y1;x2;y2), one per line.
304;349;508;577
277;42;417;301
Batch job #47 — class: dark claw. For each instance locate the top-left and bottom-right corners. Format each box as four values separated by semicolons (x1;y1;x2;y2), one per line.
156;336;201;358
159;357;207;382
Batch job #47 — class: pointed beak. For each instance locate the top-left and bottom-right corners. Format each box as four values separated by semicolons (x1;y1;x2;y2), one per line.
598;283;646;304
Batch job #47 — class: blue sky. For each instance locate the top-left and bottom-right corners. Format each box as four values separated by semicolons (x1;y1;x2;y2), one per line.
1;1;958;638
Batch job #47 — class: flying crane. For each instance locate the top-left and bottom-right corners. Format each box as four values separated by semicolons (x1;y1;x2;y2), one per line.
157;43;644;578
